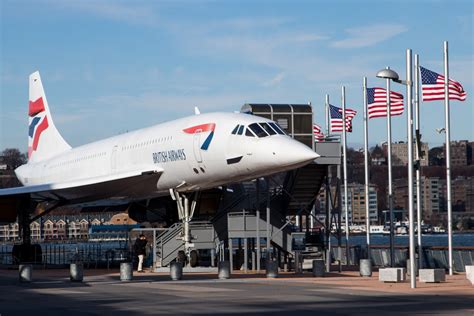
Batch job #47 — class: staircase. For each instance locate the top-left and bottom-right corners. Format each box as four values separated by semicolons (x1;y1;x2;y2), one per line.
227;210;293;253
284;163;327;215
155;222;183;267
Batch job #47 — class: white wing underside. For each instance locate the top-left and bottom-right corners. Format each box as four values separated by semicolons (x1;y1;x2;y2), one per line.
0;167;164;204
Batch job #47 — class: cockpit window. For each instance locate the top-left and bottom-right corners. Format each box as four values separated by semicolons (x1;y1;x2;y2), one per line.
259;123;276;135
269;122;286;135
245;128;255;137
249;123;269;137
231;125;239;135
237;125;245;135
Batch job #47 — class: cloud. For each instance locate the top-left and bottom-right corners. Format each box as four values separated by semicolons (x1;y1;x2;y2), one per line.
423;55;474;91
331;24;408;48
53;114;88;124
216;17;293;30
53;1;158;26
262;73;286;87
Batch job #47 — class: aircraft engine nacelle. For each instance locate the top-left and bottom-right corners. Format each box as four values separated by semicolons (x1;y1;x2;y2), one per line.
127;197;178;224
0;196;23;224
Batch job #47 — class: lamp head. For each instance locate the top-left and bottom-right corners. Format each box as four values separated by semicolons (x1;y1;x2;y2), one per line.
376;68;400;81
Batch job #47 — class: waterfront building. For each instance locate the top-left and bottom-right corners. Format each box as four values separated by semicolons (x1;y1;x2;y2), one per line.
341;183;378;225
439;176;474;215
0;211;122;242
421;177;441;220
384;141;429;166
394;177;440;221
449;140;469;166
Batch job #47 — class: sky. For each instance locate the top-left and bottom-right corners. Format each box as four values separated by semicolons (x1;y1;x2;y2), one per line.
1;0;473;153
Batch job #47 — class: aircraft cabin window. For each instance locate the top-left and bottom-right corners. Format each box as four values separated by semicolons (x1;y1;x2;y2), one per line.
237;125;245;135
248;123;269;137
269;122;286;135
231;125;239;135
259;123;276;135
245;128;255;137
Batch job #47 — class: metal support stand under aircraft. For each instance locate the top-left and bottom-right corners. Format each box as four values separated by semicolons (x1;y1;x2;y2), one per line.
14;197;64;264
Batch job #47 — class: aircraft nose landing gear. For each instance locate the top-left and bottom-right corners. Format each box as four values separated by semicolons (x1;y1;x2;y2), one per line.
170;189;200;267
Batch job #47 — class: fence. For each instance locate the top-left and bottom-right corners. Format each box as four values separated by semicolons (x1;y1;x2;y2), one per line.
330;245;474;272
0;242;131;268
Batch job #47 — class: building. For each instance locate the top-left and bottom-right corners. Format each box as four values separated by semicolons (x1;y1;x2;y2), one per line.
0;223;19;241
341;183;378;225
420;177;440;220
393;178;408;212
388;141;429;166
68;221;81;239
468;141;474;165
0;155;7;170
449;140;469;166
30;221;41;241
370;145;386;166
43;219;55;240
393;177;440;221
439;176;474;214
0;212;118;242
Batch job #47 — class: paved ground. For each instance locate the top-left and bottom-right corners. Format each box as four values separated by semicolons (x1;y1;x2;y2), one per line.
0;268;473;315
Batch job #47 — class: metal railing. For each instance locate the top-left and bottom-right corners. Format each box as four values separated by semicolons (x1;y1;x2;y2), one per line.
0;242;131;268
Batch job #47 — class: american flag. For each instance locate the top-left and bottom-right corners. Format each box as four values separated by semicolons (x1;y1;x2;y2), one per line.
367;87;404;119
329;104;356;132
313;124;324;141
420;66;467;102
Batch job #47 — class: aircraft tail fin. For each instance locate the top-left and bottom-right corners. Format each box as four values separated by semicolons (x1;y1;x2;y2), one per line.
28;71;71;162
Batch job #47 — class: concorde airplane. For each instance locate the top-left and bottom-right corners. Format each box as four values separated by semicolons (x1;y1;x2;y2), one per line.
0;71;319;256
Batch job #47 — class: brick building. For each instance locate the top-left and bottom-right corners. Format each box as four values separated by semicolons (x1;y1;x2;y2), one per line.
386;141;429;166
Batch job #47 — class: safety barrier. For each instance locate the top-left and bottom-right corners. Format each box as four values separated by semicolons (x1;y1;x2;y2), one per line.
329;245;474;272
0;243;131;268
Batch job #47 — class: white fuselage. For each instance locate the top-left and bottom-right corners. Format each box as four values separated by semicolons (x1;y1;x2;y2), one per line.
15;112;318;202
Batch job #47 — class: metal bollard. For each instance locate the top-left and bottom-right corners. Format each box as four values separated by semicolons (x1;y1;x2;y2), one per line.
170;261;183;280
19;264;32;283
266;261;278;278
120;262;133;281
359;259;372;277
70;263;84;282
210;249;216;267
218;261;231;279
312;259;325;277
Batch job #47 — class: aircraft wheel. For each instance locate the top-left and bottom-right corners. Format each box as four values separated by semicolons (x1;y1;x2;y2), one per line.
190;250;199;267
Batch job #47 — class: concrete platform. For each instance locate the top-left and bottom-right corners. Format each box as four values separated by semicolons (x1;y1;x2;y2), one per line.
0;268;473;315
154;266;218;273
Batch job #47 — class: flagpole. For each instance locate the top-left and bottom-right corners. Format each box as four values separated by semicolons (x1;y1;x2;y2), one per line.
444;41;453;276
406;48;416;289
363;77;371;259
414;54;423;269
385;66;395;268
325;94;330;136
341;86;350;266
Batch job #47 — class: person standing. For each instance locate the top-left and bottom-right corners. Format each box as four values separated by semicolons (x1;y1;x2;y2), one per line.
134;234;148;272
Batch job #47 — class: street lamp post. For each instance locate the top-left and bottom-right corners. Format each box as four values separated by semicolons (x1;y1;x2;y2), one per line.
376;49;416;288
376;67;398;268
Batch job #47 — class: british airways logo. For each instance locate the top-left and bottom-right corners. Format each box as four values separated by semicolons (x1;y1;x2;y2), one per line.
28;97;49;158
182;123;216;150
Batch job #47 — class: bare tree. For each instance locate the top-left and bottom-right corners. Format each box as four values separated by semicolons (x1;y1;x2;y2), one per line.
1;148;27;169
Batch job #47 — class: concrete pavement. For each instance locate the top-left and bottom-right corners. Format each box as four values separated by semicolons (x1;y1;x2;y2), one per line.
0;269;472;315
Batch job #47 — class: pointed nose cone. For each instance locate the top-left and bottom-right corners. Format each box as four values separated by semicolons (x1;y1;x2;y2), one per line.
280;141;320;167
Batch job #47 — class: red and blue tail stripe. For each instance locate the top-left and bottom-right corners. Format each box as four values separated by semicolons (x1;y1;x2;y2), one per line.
28;97;49;157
